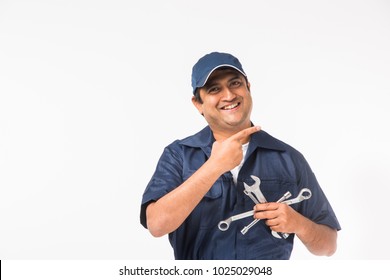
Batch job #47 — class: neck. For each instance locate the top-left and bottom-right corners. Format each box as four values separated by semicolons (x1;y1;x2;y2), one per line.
211;123;252;142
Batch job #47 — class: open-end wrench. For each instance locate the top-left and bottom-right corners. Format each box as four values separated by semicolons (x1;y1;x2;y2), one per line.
243;175;267;204
245;191;261;205
218;209;255;231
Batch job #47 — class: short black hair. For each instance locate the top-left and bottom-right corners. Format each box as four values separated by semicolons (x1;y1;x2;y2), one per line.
193;88;203;104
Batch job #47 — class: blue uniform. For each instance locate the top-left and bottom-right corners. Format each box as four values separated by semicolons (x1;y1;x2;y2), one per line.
140;126;341;259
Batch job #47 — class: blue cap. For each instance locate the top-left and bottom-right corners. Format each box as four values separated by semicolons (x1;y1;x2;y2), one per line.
191;52;246;94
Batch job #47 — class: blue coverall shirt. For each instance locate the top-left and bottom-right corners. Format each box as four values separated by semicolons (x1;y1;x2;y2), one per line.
140;126;341;260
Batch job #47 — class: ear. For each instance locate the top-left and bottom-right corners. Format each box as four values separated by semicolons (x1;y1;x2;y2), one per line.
192;96;203;115
247;81;251;91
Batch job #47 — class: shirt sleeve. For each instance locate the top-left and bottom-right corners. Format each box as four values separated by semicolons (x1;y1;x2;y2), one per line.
140;142;183;229
295;153;341;231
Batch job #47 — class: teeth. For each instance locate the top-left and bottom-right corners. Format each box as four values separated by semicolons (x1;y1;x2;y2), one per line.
223;103;239;110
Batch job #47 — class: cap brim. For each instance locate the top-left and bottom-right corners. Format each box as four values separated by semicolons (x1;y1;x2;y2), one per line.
198;64;247;89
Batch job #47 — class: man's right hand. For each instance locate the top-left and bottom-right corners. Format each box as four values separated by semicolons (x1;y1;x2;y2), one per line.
209;126;261;174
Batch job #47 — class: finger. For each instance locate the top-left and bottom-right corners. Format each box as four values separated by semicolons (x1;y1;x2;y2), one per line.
231;125;261;143
254;202;279;212
265;218;279;227
254;208;279;220
254;210;277;220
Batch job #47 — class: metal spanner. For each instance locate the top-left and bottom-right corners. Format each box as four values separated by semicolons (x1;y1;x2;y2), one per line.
218;174;312;238
218;209;256;231
280;188;312;205
218;190;293;233
243;175;266;204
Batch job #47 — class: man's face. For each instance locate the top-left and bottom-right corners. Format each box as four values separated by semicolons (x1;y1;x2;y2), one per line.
192;68;253;136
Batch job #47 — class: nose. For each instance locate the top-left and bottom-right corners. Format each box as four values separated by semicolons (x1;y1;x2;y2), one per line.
222;87;237;101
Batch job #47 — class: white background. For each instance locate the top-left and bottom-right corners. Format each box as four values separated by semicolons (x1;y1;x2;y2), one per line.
1;0;389;260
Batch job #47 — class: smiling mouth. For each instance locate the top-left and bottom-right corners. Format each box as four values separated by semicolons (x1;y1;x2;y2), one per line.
221;103;240;110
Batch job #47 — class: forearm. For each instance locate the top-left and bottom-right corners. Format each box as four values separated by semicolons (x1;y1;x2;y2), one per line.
146;159;223;237
295;216;338;256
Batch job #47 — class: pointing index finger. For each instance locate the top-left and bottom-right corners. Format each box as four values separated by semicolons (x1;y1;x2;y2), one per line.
231;125;261;143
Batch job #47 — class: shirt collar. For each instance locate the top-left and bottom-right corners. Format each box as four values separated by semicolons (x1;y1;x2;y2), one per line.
250;129;286;152
179;126;214;148
179;125;286;152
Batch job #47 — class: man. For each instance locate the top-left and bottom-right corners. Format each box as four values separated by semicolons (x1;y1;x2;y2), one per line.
140;52;341;259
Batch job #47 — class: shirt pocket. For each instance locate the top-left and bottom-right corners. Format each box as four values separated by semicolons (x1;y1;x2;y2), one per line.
252;178;299;203
199;179;223;229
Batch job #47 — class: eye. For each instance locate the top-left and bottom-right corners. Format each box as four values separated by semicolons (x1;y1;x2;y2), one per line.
208;86;220;94
230;80;242;88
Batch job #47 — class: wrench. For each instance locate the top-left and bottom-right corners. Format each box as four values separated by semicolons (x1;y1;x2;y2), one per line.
219;192;292;233
280;188;312;205
218;209;255;231
243;175;267;204
219;173;312;237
